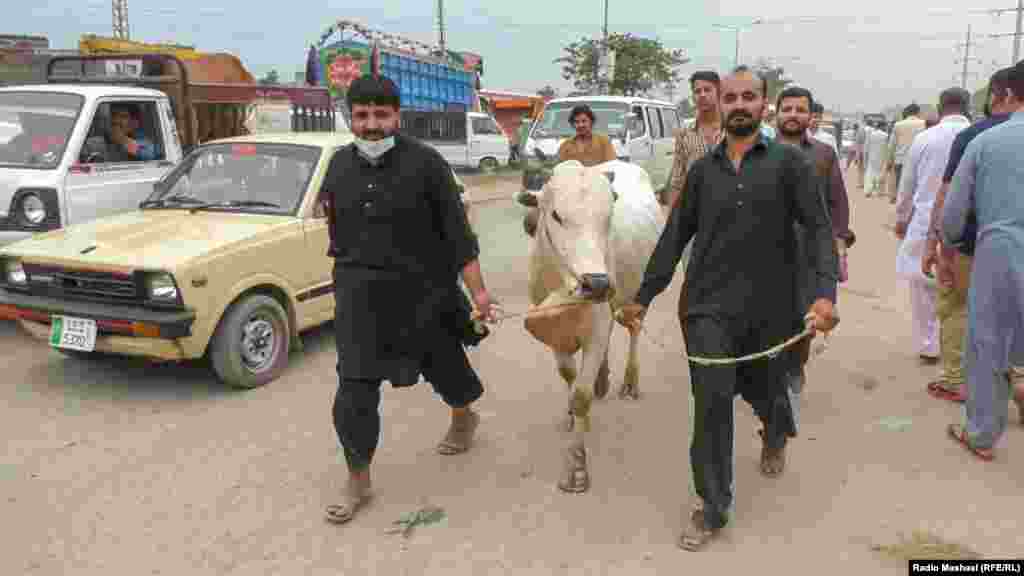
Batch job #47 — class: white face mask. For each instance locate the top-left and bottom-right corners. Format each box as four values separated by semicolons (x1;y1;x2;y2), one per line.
354;136;396;161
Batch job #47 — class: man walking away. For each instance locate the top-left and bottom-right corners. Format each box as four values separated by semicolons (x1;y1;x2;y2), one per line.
887;104;927;204
895;88;971;364
942;60;1024;460
922;67;1018;404
319;75;497;524
618;66;837;551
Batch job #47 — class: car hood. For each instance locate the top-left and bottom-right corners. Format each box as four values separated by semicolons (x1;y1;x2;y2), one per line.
0;167;61;219
0;209;295;271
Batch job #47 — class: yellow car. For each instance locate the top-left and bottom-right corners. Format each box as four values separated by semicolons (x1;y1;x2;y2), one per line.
0;132;474;389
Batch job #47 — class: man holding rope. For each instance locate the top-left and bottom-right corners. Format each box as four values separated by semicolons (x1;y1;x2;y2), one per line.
618;66;838;551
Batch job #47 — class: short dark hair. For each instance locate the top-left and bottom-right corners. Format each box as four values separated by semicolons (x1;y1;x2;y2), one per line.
776;86;815;112
568;104;595;125
939;87;970;115
729;65;768;98
1005;59;1024;100
689;70;720;90
904;103;921;117
346;75;401;111
110;102;141;118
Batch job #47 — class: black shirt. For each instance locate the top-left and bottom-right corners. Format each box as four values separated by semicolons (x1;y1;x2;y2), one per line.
635;135;837;347
319;134;479;382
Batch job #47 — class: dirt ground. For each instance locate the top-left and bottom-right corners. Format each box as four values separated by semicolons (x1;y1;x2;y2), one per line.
1;167;1021;575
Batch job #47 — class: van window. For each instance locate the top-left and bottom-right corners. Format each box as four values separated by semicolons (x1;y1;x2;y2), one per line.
646;107;664;139
471;116;502;135
532;101;630;139
629;106;647;138
661;107;680;135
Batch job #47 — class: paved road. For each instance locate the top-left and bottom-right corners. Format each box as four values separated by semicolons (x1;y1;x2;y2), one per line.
1;172;1021;574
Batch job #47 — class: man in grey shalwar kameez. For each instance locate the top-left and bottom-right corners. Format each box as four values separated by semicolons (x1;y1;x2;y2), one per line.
941;60;1024;460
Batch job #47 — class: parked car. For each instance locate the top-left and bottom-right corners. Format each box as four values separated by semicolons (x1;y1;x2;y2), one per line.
0;132;474;389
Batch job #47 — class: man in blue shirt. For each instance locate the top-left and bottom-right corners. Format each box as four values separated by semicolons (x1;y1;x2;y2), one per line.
922;66;1017;404
109;103;159;161
941;59;1024;460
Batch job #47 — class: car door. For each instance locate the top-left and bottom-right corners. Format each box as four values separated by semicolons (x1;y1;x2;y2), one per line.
470;115;508;167
63;98;174;226
301;150;336;322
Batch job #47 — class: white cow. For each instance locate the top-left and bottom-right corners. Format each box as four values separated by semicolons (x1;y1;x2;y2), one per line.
525;159;666;493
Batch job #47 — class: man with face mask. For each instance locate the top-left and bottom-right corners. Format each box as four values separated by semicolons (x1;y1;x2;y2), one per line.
774;85;852;434
618;66;838;551
318;75;496;525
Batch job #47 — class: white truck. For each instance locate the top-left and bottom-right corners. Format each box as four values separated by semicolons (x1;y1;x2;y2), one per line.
399;110;510;172
0;53;336;247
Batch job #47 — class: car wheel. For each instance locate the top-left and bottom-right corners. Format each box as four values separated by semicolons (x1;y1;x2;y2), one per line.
479;157;499;173
210;294;290;389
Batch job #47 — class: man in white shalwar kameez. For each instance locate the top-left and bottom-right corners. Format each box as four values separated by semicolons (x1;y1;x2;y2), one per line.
862;122;888;197
895;88;972;362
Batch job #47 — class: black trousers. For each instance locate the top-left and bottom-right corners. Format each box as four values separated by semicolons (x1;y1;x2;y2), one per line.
332;333;484;470
685;315;796;530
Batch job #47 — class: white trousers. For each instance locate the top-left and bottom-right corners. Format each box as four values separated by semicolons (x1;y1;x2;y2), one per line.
909;277;940;357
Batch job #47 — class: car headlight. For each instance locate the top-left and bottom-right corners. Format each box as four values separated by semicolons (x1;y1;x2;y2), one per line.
145;272;179;302
20;193;46;225
3;259;27;285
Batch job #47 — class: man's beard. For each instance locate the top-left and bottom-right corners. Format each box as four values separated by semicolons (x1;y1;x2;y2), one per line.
778;119;807;139
725;110;760;137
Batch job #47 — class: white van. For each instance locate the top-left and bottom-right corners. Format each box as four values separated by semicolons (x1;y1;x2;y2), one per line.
401;110;510;172
522;95;679;189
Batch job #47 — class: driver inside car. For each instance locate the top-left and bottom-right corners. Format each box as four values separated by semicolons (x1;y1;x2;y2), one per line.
107;103;159;162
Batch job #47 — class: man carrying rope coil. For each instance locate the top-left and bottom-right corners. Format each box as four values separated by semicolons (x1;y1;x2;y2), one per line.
617;66;839;552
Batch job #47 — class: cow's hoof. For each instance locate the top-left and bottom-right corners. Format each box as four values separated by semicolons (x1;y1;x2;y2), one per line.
558;442;590;493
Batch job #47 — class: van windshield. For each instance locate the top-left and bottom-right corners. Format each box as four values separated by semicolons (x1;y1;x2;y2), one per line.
0;92;83;169
531;102;630;139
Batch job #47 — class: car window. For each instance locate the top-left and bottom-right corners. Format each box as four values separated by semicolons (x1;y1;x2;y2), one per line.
81;100;167;164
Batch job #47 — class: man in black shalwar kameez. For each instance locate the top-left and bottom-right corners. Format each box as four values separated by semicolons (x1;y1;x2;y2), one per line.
319;76;497;525
618;67;838;551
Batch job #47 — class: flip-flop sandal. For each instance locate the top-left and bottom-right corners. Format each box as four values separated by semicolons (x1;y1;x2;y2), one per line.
325;487;373;525
927;381;965;403
678;508;718;551
758;429;786;478
437;410;480;455
947;423;994;461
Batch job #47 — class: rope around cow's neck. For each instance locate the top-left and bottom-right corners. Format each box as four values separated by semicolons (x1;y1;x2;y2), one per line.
474;297;830;367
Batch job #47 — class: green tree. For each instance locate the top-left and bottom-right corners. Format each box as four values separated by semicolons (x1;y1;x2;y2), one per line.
258;69;280;85
555;32;689;96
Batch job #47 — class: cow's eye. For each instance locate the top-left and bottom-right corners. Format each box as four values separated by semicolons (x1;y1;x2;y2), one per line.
551;210;563;225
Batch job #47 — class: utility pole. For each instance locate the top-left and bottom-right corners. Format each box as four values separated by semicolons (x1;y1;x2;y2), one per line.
956;24;982;89
112;0;129;40
601;0;610;94
985;0;1023;63
436;0;446;55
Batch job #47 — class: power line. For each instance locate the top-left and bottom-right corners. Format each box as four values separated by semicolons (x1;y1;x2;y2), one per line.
984;0;1023;63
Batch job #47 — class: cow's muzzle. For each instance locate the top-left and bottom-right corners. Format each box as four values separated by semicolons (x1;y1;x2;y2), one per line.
577;273;614;302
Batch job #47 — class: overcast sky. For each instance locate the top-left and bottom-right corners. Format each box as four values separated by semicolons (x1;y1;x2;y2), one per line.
13;0;1022;114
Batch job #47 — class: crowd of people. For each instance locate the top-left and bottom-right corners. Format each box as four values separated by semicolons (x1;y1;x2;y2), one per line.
314;58;1023;552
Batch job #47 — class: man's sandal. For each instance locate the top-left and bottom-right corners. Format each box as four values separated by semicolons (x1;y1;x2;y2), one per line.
325;483;373;525
927;380;965;403
947;423;994;461
678;507;718;551
437;410;480;455
758;429;786;477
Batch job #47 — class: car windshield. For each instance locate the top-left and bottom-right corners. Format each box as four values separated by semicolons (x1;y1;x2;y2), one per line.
531;102;630;139
147;143;321;214
0;92;83;169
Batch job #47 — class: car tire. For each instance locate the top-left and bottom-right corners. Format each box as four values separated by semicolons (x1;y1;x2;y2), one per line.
478;157;499;173
210;294;290;389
